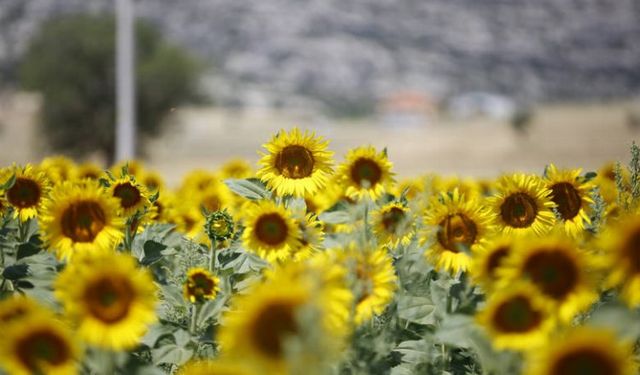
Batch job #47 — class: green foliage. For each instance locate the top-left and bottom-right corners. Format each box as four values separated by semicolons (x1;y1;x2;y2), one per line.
19;14;203;163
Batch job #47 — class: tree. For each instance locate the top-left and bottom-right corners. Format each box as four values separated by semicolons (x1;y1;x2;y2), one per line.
20;14;203;163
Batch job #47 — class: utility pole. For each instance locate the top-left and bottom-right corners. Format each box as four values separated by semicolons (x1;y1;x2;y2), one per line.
115;0;136;161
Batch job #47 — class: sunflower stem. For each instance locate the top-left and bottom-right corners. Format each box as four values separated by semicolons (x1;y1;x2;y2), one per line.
17;218;29;243
189;303;200;334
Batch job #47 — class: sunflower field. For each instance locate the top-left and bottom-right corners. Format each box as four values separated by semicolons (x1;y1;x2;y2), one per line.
0;128;639;375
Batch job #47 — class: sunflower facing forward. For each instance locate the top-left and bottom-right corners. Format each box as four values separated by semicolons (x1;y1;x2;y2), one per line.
40;180;124;260
257;128;334;198
372;202;414;248
489;173;556;237
54;250;157;350
242;200;301;262
600;213;640;307
544;164;594;237
423;189;493;274
525;327;636;375
0;314;79;375
498;235;598;323
338;146;394;201
0;164;50;222
218;261;348;373
108;176;151;217
476;283;555;351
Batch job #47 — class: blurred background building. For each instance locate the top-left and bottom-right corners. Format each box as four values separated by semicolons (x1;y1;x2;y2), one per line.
0;0;639;184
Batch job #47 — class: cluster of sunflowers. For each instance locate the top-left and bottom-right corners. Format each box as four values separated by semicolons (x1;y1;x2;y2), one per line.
0;128;639;375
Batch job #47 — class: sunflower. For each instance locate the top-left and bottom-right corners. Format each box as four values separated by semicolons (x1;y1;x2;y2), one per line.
338;244;397;325
242;201;301;262
177;359;254;375
290;212;325;262
469;235;516;293
110;159;143;179
149;188;175;223
171;201;206;240
218;268;327;373
40;156;75;184
263;258;354;340
337;146;394;201
0;314;78;375
372;202;414;248
40;180;124;260
140;170;165;192
257;127;334;198
108;176;151;217
525;327;636;375
195;182;234;213
489;173;556;237
220;158;255;180
54;250;157;350
600;213;640;307
0;164;50;221
183;268;220;304
75;162;103;181
179;169;219;195
544;164;594;237
423;189;493;274
0;296;45;328
476;283;555;351
498;235;598;323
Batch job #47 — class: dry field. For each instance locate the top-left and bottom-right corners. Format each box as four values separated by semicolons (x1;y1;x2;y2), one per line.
146;101;640;185
1;92;638;186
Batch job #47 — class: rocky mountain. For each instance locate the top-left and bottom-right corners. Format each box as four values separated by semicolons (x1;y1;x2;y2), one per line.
1;0;639;111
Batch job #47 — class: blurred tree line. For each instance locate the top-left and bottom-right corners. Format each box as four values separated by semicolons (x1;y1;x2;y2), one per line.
20;14;204;164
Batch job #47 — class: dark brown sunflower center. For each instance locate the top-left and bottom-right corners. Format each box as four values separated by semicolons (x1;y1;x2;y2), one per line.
437;213;478;253
113;183;142;209
492;295;542;333
275;145;315;179
255;213;289;246
486;246;510;278
85;276;135;323
186;273;216;299
550;348;618;375
523;249;578;299
7;177;41;208
500;192;538;228
61;201;107;242
350;158;382;188
623;229;640;273
16;329;71;371
382;207;406;234
250;301;298;358
550;182;582;220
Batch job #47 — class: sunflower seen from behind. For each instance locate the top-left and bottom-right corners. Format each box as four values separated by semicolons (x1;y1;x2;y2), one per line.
423;189;493;274
242;200;301;263
54;250;157;350
489;173;556;237
525;327;636;375
338;146;394;201
40;179;124;260
0;164;50;222
544;164;594;237
257;128;334;198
